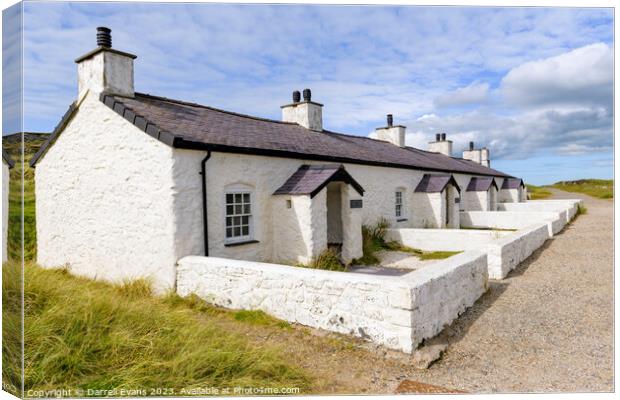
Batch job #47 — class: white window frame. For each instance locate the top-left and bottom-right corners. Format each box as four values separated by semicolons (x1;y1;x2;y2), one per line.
395;189;404;219
224;188;254;244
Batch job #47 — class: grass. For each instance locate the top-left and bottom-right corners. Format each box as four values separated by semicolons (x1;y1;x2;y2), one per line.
3;132;49;261
382;241;461;260
550;179;613;199
353;218;460;265
2;262;310;397
296;248;347;272
526;184;552;200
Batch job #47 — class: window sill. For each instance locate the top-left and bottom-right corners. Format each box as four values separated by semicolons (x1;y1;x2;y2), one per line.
396;218;408;222
224;240;259;247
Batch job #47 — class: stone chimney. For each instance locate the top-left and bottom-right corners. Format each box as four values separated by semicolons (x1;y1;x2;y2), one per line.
463;141;490;167
281;88;323;131
374;114;405;147
75;27;137;98
428;132;453;156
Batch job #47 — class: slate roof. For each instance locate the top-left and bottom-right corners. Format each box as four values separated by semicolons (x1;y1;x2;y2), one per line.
466;177;498;192
26;91;514;177
274;164;364;198
2;150;15;169
415;174;461;193
502;178;525;189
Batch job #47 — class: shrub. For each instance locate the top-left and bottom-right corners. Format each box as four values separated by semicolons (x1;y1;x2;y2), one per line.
304;248;347;272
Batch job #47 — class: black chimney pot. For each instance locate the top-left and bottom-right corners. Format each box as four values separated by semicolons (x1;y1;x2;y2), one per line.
292;90;301;103
387;114;393;127
441;133;446;141
96;27;112;48
303;88;311;102
469;141;474;151
436;133;441;141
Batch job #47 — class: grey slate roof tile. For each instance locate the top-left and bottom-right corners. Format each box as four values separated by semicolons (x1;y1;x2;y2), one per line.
466;177;498;192
415;174;461;193
502;178;525;189
274;164;364;198
97;92;513;178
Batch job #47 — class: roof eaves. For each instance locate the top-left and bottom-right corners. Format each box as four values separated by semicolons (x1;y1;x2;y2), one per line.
2;150;15;169
100;93;177;147
30;102;79;167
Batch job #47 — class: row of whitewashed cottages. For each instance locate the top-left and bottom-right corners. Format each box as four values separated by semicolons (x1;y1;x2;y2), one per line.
30;28;526;291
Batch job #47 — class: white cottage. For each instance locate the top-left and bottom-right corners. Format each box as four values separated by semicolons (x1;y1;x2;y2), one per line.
3;149;14;262
32;28;526;291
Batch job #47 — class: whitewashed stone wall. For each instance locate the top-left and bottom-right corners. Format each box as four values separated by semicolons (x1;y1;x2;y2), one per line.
499;187;520;203
386;228;511;251
484;223;549;279
177;252;488;353
2;160;9;262
35;92;179;292
499;200;582;222
387;223;550;280
464;190;487;212
460;210;566;237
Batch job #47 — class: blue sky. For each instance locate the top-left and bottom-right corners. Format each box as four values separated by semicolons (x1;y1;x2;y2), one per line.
2;2;614;184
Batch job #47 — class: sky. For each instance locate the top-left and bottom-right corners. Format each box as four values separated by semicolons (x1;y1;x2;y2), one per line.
2;2;614;185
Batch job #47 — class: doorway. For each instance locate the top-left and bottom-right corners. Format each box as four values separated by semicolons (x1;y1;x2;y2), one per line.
326;182;343;256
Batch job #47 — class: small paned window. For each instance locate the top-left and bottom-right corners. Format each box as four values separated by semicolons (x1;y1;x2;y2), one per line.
395;191;403;217
225;192;252;241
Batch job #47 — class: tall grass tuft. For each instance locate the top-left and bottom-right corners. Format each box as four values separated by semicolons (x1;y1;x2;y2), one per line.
354;218;390;265
5;263;310;395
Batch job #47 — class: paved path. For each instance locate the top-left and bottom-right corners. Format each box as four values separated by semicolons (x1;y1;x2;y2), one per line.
396;190;613;392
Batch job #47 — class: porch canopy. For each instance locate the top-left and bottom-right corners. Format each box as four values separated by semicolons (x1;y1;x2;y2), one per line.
415;174;461;193
274;164;364;198
466;176;498;192
502;178;525;189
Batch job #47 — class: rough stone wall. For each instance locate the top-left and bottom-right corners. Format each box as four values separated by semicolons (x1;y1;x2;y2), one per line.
281;102;322;131
35;92;179;292
77;51;134;98
272;195;314;264
464;190;488;211
2;161;8;262
340;185;363;263
498;201;579;223
460;210;566;237
386;228;511;251
484;223;549;279
499;188;520;203
177;252;488;353
411;192;443;228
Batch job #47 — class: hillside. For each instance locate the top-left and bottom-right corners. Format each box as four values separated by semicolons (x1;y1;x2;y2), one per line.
2;132;49;261
550;179;613;199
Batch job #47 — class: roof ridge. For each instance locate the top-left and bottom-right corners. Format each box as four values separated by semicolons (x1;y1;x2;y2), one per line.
133;92;301;127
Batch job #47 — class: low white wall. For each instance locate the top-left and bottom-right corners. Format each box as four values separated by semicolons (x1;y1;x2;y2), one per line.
387;224;550;280
498;200;579;223
460;211;566;237
484;223;549;279
177;253;488;353
385;228;511;251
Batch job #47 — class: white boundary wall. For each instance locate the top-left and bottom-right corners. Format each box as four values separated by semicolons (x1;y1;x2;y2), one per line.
484;223;549;279
387;223;550;280
177;252;488;353
498;200;581;223
460;210;566;237
385;228;511;251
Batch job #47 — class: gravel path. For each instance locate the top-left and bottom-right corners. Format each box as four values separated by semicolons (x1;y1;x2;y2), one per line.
394;189;614;393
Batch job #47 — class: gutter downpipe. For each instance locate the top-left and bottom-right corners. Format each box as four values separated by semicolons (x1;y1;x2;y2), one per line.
200;151;212;256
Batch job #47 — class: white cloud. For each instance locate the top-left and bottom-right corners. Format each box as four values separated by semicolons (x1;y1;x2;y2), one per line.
434;82;489;108
501;42;613;109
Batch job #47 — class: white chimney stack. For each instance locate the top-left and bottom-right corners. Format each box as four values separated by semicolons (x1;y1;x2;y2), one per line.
463;141;490;167
281;89;323;131
75;27;136;98
428;133;453;157
374;114;405;147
